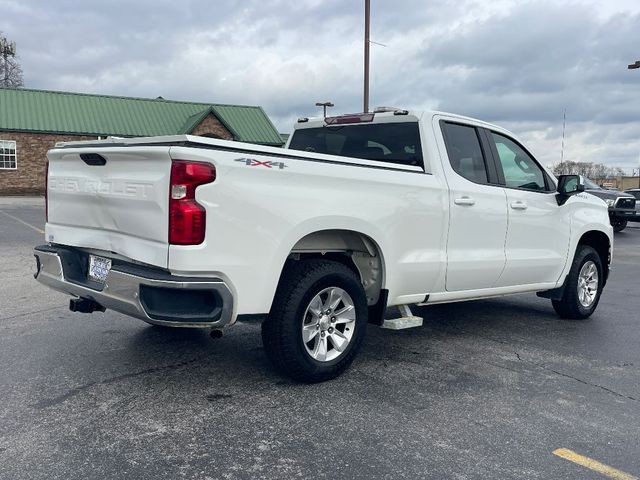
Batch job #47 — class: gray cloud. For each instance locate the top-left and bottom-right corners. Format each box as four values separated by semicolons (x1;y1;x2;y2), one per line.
1;0;639;171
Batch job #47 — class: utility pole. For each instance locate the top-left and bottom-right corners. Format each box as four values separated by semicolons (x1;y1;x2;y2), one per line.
560;108;566;171
363;0;370;113
629;61;639;187
0;36;17;87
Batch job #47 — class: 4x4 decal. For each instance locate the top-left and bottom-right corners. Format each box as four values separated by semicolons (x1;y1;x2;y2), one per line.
235;158;287;169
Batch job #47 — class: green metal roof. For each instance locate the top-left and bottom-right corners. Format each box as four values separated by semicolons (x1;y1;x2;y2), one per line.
0;87;283;145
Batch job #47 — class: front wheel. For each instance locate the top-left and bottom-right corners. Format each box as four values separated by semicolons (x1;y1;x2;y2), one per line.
262;259;368;383
611;218;627;233
552;245;603;319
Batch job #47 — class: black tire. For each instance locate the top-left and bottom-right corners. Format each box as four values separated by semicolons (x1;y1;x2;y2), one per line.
552;245;603;320
262;259;368;383
612;218;627;233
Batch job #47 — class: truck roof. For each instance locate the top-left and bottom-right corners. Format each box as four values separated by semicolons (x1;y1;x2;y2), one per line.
293;109;512;136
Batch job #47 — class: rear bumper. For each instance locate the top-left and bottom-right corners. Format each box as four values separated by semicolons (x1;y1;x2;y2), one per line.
33;245;235;328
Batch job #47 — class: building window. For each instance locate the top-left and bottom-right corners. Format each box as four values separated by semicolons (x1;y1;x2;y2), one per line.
0;140;17;169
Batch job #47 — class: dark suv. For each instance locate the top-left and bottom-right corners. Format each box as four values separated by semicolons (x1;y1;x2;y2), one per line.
625;188;640;222
583;178;636;232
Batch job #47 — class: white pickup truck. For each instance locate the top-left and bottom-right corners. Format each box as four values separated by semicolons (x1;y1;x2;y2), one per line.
35;108;613;382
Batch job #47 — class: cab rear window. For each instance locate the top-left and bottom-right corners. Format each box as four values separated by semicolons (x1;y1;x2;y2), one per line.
288;123;423;168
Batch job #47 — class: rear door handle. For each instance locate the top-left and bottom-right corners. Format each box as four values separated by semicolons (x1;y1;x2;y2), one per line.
454;196;476;206
510;201;528;210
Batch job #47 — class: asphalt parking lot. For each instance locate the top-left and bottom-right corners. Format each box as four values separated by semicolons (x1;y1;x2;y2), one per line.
1;198;639;480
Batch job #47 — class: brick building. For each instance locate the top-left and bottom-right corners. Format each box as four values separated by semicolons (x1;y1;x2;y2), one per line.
593;176;640;191
0;87;284;195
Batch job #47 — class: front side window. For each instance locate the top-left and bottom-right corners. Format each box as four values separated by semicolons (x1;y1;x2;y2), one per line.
441;123;488;184
288;122;423;168
491;133;547;191
0;140;17;169
583;177;602;190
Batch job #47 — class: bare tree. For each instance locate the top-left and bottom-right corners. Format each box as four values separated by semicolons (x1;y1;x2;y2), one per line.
0;33;24;88
553;161;625;180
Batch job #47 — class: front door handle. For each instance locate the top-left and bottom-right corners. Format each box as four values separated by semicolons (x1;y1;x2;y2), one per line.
454;196;476;206
510;201;528;210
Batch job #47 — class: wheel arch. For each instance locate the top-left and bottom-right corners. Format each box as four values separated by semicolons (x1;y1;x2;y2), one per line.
285;229;386;306
577;229;611;284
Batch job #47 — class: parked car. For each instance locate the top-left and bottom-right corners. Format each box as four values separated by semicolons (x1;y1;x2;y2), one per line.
582;178;636;232
35;108;613;382
624;188;640;222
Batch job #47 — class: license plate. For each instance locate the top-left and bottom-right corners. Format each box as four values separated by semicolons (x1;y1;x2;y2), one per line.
88;255;112;283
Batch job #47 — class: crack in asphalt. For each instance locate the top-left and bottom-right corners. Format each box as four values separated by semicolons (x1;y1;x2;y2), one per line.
0;305;67;323
395;323;639;404
31;357;203;409
435;325;640;404
513;351;639;403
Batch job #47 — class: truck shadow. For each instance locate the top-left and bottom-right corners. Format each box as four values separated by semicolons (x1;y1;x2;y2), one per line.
384;295;561;338
29;294;610;411
123;320;278;380
361;295;607;366
66;291;609;397
119;296;569;380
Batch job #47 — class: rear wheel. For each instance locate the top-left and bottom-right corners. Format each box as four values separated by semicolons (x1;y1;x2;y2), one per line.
262;259;368;383
611;218;627;232
552;245;603;319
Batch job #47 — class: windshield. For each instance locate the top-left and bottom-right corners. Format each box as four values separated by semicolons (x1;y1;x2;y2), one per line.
288;122;423;168
583;177;602;190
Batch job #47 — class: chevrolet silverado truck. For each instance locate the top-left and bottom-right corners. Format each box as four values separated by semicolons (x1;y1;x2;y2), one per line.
582;178;636;232
35;108;613;382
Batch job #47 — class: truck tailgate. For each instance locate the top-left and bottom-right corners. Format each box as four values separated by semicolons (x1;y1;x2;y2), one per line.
46;146;172;268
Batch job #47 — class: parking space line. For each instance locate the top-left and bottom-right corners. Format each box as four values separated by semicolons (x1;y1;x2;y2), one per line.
553;448;638;480
0;209;45;234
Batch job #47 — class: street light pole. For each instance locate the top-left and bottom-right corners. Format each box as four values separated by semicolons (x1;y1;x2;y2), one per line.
629;61;640;187
363;0;370;113
560;108;566;170
315;102;334;118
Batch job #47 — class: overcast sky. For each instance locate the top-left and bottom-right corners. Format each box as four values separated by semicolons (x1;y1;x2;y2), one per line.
2;0;640;170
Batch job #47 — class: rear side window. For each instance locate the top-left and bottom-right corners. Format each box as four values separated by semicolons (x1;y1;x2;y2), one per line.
441;123;488;184
288;122;423;168
491;133;548;191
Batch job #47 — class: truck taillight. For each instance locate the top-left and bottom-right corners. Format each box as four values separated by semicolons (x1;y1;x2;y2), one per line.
45;160;49;223
169;160;216;245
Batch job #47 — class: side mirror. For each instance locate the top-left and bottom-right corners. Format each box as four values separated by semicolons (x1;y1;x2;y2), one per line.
556;174;585;205
557;174;585;195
